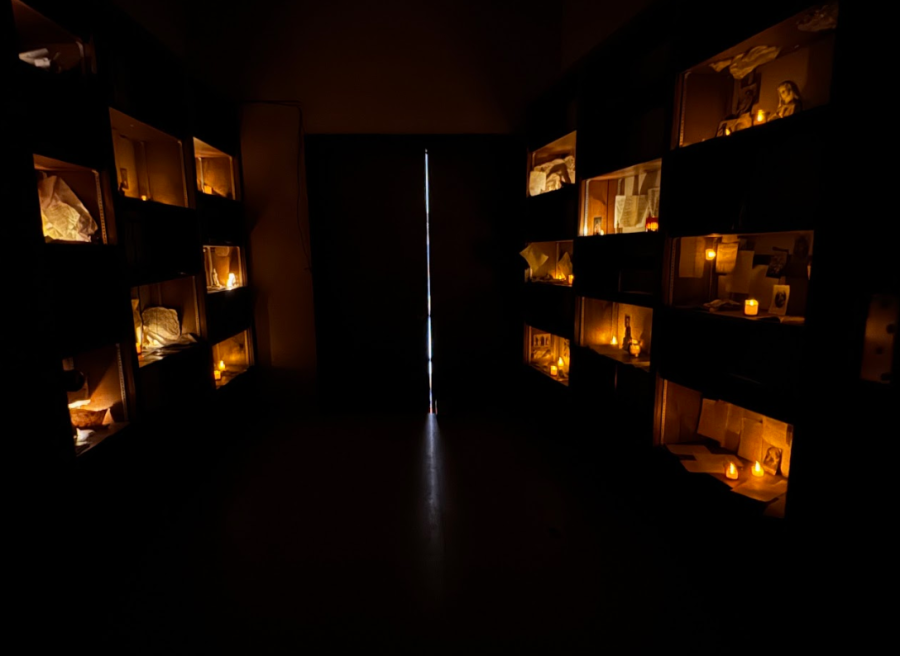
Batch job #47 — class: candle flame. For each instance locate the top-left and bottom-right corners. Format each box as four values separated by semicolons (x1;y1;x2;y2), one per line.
226;272;236;289
140;194;149;201
611;336;618;346
757;109;766;123
558;357;564;367
725;128;731;136
705;248;717;260
752;461;765;476
218;360;226;371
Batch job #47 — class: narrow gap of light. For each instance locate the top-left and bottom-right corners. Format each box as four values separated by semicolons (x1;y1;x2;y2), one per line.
425;149;435;414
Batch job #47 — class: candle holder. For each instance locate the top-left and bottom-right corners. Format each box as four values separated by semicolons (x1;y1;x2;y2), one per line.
744;299;759;316
628;340;642;357
725;462;740;480
751;461;765;477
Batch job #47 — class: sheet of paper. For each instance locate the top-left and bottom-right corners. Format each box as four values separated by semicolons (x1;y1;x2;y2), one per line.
715;242;739;274
738;417;765;462
693;453;739;470
647;187;660;217
614;195;625;230
732;478;789;503
679;237;706;278
620;196;639;228
731;251;755;293
667;444;711;456
723;404;744;452
749;265;776;305
558;251;573;278
763;417;790;449
698;399;728;444
519;244;549;272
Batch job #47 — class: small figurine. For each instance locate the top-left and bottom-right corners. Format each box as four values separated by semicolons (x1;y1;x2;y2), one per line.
768;81;802;121
622;315;633;350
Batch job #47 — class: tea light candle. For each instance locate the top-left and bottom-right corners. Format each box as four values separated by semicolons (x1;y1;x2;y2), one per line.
610;335;618;347
214;370;222;381
140;194;149;201
218;360;226;372
628;340;642;357
705;248;717;261
645;217;659;232
567;274;574;286
227;272;236;289
203;184;213;195
744;299;759;316
756;109;767;124
725;462;739;480
725;128;732;136
752;461;765;477
550;364;558;377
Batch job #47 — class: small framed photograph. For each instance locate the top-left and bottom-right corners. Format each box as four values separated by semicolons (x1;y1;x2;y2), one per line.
769;284;791;316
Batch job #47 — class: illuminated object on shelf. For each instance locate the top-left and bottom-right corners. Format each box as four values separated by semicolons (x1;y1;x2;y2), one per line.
214;370;222;381
203;184;213;195
550;364;558;377
68;399;91;409
725;462;739;480
752;461;765;477
226;273;236;289
140;194;149;201
75;428;93;445
568;274;574;286
725;128;732;136
744;299;759;316
611;335;618;347
628;340;642;357
558;356;564;369
756;109;767;124
218;360;226;372
135;340;142;355
646;217;659;232
705;248;717;261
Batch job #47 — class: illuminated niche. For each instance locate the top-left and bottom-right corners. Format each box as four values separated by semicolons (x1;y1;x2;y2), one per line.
580;159;662;236
212;330;251;388
519;240;574;285
203;245;244;292
656;378;793;518
132;277;200;366
678;3;838;147
33;154;106;244
13;0;87;77
669;231;813;322
110;108;187;207
527;131;576;197
63;344;128;455
578;298;653;371
193;137;238;200
525;325;570;385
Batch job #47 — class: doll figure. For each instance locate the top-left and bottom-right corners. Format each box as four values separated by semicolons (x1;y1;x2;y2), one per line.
769;81;802;121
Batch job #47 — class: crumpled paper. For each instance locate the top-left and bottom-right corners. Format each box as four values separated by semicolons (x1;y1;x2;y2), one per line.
38;174;98;242
798;2;838;32
529;155;576;195
558;252;573;278
141;307;184;348
519;244;549;272
709;45;781;79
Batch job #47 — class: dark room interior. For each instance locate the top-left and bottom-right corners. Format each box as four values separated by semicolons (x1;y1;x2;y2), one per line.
6;0;892;652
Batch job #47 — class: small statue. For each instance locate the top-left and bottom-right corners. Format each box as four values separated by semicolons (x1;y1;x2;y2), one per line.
622;314;632;350
768;81;802;121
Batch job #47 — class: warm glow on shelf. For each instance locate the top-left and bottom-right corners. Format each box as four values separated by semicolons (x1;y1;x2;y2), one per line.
744;299;759;316
218;360;226;371
67;399;91;409
140;194;149;201
752;461;765;477
213;370;222;381
756;109;767;124
568;274;574;286
628;340;642;357
550;365;558;377
226;273;236;289
725;462;739;480
705;248;717;261
610;336;618;347
646;217;659;232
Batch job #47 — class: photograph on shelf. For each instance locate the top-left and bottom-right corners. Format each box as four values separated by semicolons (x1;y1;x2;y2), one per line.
194;137;238;200
203;245;244;292
132;277;200;367
12;0;87;78
528;132;576;197
110;108;187;207
656;378;793;517
525;325;570;384
581;159;661;236
678;3;838;147
63;344;129;455
520;241;574;285
670;231;813;323
578;299;653;371
212;330;252;388
34;155;106;244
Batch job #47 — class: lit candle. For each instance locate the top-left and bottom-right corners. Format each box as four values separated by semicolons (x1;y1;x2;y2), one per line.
628;340;642;357
227;272;236;289
203;184;213;195
705;248;717;261
550;364;558;377
744;299;759;316
610;335;618;347
140;194;149;201
645;217;659;232
756;109;767;124
214;370;222;381
725;462;739;480
135;340;142;355
218;360;226;371
752;461;765;477
725;128;732;136
567;274;574;286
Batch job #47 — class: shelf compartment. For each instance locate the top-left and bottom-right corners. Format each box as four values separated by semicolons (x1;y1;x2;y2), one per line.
523;283;575;343
110;108;187;208
212;330;252;389
132;276;200;368
136;339;211;418
524;324;570;386
580;159;662;236
520;240;573;285
577;298;653;372
574;232;664;302
34;154;107;244
203;244;244;292
523;184;578;242
118;198;200;284
677;3;838;148
63;343;129;456
527;131;576;198
205;286;252;345
668;230;813;322
194;137;238;201
655;377;793;518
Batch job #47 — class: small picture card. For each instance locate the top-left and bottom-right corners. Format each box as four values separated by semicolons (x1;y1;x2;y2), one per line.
769;284;791;316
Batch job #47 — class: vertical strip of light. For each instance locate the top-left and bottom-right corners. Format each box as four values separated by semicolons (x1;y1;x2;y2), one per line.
425;150;435;414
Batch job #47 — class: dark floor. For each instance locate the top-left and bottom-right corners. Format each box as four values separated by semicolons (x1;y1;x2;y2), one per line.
27;406;836;653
